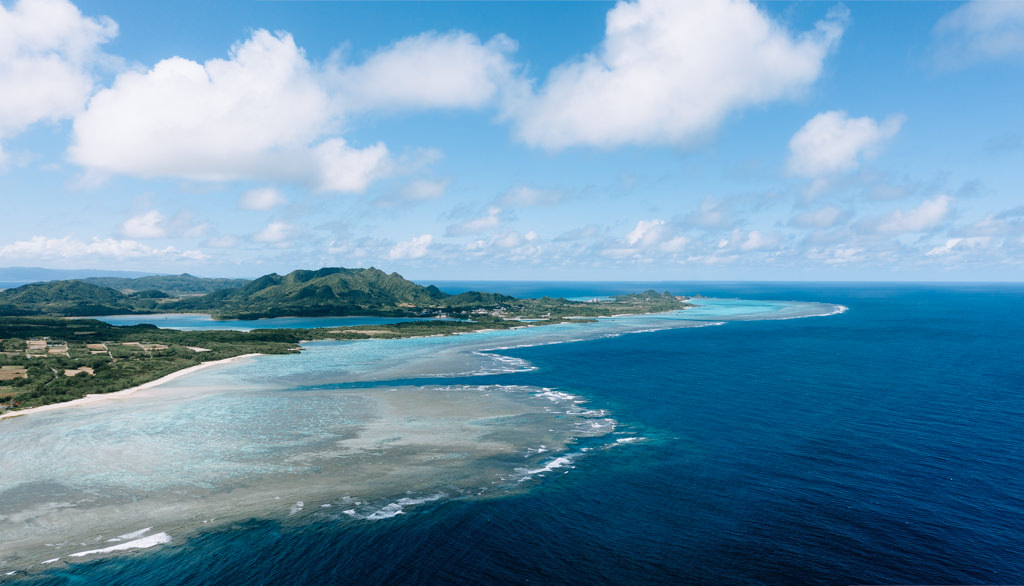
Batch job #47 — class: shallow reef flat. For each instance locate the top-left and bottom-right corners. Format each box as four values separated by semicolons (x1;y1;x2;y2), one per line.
0;381;611;569
0;298;842;572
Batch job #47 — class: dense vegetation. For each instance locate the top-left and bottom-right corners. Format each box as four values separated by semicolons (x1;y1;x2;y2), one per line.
0;280;144;316
0;267;692;412
0;267;688;322
0;268;519;318
0;315;591;411
0;293;688;412
81;273;251;296
171;267;516;319
0;316;299;410
498;290;687;318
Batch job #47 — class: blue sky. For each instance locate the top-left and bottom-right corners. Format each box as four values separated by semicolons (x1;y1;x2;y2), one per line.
0;0;1021;281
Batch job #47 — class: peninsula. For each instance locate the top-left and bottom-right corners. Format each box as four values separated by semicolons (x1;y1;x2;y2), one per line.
0;267;689;413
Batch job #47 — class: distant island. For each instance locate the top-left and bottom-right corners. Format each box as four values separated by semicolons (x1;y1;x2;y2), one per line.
0;267;689;414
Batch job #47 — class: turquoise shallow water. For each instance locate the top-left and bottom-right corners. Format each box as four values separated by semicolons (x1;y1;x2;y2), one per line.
84;297;826;332
8;285;1022;584
1;297;840;576
85;313;454;331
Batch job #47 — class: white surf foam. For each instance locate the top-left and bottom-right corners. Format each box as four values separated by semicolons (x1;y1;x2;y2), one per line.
365;503;404;520
436;352;537;377
515;453;580;482
69;532;171;558
741;303;848;320
614;436;646;444
345;493;446;521
535;389;577;403
106;527;152;542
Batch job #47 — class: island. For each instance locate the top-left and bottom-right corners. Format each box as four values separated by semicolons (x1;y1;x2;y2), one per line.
0;267;690;413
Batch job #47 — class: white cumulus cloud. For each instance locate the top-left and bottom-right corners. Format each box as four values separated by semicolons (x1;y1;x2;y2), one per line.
121;210;166;238
314;138;391;193
0;235;204;262
389;234;432;260
717;229;781;252
507;0;847;149
240;187;287;211
810;246;865;265
787;111;905;177
739;230;779;252
497;186;563;207
70;30;391;192
626;219;666;247
876;194;953;234
65;26;524;189
682;197;739;230
465;230;542;261
253;221;293;243
0;0;116;152
660;236;689;253
926;236;990;256
331;31;517;112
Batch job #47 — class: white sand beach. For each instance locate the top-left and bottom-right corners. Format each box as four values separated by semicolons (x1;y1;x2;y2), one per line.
0;354;261;421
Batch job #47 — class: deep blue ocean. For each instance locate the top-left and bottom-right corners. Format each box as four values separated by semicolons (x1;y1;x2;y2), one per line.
22;283;1024;585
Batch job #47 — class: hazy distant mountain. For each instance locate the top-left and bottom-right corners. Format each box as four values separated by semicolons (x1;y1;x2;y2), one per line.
0;267;159;286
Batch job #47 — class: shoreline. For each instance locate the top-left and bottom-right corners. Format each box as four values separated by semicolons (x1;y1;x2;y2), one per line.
0;353;262;421
2;307;687;420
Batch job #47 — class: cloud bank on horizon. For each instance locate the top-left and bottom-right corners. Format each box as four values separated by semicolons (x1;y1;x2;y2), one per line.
0;0;1021;280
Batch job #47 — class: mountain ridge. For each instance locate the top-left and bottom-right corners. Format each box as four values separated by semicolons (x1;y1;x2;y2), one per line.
172;266;513;319
81;274;250;296
0;267;515;318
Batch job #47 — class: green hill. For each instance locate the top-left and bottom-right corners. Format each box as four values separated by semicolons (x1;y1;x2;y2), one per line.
81;273;250;296
171;267;514;318
0;267;687;321
0;267;515;318
0;281;141;316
